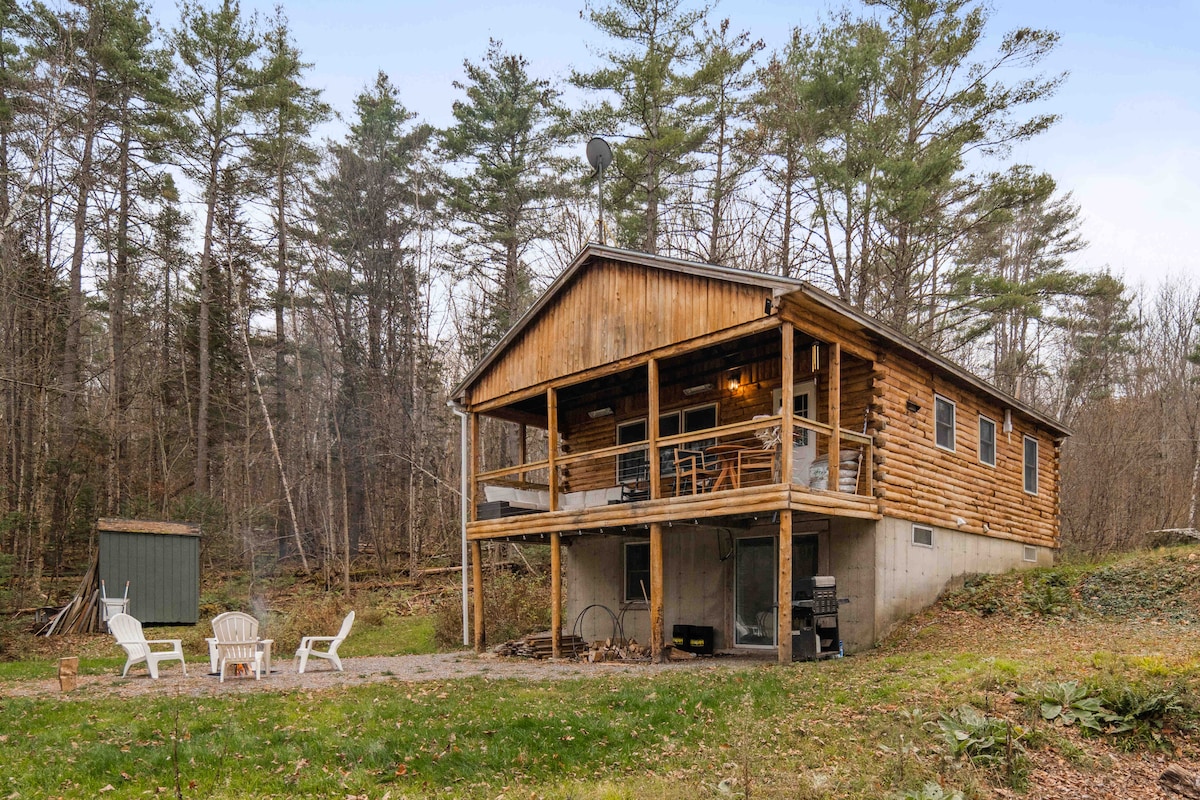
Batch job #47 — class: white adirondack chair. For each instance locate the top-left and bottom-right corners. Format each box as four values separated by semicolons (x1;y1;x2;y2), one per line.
108;613;187;679
295;610;355;674
211;611;269;682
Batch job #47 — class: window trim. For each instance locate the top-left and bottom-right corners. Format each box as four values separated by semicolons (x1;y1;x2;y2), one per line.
1023;435;1039;495
978;414;997;467
912;524;934;548
623;541;651;604
934;395;956;452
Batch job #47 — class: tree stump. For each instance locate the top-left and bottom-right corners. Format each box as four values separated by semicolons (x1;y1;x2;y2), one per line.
58;657;79;692
1160;764;1200;799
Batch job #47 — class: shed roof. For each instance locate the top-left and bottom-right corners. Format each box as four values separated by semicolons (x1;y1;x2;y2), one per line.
452;244;1069;438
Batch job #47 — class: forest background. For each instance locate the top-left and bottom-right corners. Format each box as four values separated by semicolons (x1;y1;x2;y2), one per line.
2;0;1197;609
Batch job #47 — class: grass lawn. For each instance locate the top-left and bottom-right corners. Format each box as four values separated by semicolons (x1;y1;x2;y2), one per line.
3;548;1200;798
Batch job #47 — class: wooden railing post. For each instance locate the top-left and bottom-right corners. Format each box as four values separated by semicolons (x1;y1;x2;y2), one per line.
781;323;795;485
547;387;558;511
648;358;661;499
829;341;841;491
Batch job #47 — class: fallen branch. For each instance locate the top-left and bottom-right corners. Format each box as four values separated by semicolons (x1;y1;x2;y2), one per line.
1161;764;1200;799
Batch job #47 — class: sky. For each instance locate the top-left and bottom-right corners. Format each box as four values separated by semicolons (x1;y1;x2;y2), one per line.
151;0;1200;292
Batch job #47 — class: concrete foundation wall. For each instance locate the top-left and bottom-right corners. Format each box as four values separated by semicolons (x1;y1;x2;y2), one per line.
566;528;730;648
870;516;1051;643
564;516;1051;655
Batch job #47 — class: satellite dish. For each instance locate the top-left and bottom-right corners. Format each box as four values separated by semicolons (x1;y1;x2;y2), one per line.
586;137;613;245
586;137;613;175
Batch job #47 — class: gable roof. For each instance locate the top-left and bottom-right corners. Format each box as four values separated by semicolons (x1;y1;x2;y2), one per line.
452;244;1069;438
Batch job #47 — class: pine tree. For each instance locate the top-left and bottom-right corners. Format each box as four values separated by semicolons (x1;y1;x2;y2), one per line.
442;39;571;360
171;0;258;496
572;0;709;253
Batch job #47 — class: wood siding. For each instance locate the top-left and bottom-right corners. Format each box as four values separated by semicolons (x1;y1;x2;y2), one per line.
871;356;1060;547
468;258;774;406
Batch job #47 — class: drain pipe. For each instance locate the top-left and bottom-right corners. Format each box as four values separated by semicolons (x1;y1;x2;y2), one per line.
448;400;470;646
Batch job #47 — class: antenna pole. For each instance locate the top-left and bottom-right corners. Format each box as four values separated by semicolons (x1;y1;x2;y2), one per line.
597;164;606;245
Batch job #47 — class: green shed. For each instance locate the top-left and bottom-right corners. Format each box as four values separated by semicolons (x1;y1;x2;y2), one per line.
97;518;200;625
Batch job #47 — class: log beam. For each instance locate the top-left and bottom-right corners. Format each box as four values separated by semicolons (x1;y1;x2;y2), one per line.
778;509;793;664
551;531;562;658
650;521;664;662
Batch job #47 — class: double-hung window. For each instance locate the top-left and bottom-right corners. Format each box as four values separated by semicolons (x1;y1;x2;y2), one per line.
978;415;997;467
934;395;956;451
1023;436;1039;494
624;541;651;603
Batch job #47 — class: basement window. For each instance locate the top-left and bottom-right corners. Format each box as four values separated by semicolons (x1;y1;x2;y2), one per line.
912;524;934;548
624;541;651;604
1023;545;1037;563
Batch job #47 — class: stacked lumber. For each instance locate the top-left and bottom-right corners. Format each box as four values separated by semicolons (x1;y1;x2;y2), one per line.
36;554;102;636
494;632;586;659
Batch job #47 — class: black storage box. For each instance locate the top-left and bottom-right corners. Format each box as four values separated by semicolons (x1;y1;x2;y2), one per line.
687;625;714;655
672;624;692;650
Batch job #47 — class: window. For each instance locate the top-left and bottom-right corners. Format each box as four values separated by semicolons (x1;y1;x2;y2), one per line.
1023;545;1038;563
617;404;718;482
912;524;934;548
978;415;996;466
1023;436;1039;495
624;541;651;603
934;396;955;451
616;419;647;484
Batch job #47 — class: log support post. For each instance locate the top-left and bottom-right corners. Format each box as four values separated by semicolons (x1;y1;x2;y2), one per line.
551;531;562;658
471;539;485;652
778;509;793;664
650;521;664;662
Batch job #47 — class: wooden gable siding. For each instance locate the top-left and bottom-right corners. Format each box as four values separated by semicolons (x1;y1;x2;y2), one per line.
873;357;1060;547
468;258;774;406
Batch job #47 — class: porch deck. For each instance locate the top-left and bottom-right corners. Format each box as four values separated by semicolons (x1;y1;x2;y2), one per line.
466;481;880;541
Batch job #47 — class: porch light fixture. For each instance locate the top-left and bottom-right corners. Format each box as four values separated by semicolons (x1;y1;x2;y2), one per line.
1002;408;1013;433
588;407;614;419
682;383;713;396
905;399;921;414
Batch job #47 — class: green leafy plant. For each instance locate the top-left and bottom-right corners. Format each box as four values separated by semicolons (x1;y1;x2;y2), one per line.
934;705;1021;765
1022;681;1118;732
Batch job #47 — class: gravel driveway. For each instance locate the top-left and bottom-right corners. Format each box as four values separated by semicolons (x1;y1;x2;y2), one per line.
5;651;765;700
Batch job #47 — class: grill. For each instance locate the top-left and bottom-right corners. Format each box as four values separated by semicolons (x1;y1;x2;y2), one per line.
792;575;841;661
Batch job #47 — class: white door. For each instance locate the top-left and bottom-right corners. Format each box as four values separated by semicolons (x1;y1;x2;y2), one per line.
773;379;816;483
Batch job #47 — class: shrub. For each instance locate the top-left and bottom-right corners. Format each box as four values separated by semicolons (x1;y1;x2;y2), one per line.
433;567;551;649
892;783;964;800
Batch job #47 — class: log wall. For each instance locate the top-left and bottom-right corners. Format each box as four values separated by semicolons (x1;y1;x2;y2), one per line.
871;355;1060;547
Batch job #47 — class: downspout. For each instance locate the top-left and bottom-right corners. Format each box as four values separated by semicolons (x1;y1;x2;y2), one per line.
448;400;470;647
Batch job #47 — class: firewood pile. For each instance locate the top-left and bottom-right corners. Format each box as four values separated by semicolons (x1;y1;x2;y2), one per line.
36;554;103;636
580;637;651;663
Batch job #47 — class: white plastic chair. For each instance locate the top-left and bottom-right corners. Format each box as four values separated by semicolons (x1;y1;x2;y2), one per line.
211;611;269;681
296;610;355;674
108;613;187;679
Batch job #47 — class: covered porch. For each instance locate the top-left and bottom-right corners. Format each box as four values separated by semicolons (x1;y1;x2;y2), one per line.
462;319;883;663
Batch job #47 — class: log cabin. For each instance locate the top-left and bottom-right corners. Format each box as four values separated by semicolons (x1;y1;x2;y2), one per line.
450;244;1068;663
